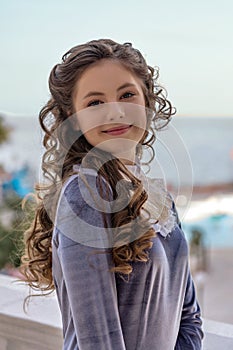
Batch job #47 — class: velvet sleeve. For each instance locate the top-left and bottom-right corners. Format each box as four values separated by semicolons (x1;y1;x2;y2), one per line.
175;272;204;349
55;175;126;350
172;201;204;349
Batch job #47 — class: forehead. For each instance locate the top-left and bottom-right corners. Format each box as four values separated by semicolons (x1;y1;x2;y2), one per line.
74;59;143;95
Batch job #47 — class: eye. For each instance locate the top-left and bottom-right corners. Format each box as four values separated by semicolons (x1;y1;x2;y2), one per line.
121;92;135;99
87;100;103;107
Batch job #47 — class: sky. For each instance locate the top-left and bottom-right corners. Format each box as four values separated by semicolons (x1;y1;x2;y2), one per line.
0;0;232;117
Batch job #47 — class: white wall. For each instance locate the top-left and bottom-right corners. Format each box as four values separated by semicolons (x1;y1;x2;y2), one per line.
1;274;233;349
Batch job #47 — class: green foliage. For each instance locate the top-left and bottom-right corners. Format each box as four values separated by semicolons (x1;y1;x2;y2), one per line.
0;114;25;270
0;115;35;271
0;222;22;269
0;193;34;270
0;115;10;145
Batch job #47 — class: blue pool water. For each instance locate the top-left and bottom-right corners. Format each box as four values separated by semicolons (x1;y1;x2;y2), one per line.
183;214;233;249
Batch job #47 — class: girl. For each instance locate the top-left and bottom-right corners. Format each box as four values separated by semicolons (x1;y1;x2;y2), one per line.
21;39;203;349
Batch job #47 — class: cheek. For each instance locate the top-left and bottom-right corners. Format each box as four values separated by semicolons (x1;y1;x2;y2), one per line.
75;108;105;133
82;128;99;144
77;119;102;137
133;110;147;131
124;103;147;129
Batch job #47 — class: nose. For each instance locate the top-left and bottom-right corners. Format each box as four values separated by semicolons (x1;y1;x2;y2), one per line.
106;102;125;121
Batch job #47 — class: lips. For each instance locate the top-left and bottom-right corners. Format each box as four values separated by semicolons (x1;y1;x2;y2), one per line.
103;124;132;136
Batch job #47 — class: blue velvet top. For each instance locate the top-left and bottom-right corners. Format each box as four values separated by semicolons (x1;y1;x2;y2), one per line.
52;168;203;350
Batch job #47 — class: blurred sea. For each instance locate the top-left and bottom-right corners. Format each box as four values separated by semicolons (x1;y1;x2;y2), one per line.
0;115;233;186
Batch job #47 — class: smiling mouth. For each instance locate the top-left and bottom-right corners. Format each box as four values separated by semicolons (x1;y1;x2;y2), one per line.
103;125;132;136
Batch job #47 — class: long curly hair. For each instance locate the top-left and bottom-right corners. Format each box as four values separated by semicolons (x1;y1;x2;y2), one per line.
20;39;175;292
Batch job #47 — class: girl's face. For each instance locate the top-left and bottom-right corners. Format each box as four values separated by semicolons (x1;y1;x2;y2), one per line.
72;59;147;164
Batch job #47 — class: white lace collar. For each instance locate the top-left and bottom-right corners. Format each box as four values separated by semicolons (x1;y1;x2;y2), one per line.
73;161;176;238
125;162;176;238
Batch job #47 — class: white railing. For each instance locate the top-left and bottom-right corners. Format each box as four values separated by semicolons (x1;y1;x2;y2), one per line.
203;319;233;349
0;274;62;349
0;274;233;349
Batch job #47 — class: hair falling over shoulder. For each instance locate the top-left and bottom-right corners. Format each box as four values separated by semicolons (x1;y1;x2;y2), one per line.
20;39;176;292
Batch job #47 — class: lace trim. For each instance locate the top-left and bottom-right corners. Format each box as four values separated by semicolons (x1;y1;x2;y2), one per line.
126;163;176;238
73;162;177;238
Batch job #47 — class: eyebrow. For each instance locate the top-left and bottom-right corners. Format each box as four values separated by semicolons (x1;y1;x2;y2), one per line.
83;83;137;100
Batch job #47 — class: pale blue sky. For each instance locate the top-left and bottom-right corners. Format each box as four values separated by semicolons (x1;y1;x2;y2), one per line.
0;0;232;117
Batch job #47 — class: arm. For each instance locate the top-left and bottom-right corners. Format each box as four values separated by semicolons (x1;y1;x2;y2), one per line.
56;175;126;350
172;200;204;349
175;272;204;349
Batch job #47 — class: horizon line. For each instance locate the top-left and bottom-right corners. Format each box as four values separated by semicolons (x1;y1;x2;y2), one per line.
0;110;233;119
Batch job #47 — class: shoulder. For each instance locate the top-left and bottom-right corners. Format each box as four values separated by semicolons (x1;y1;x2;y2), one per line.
61;168;112;213
150;189;189;249
170;197;182;229
165;194;186;244
53;169;113;249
